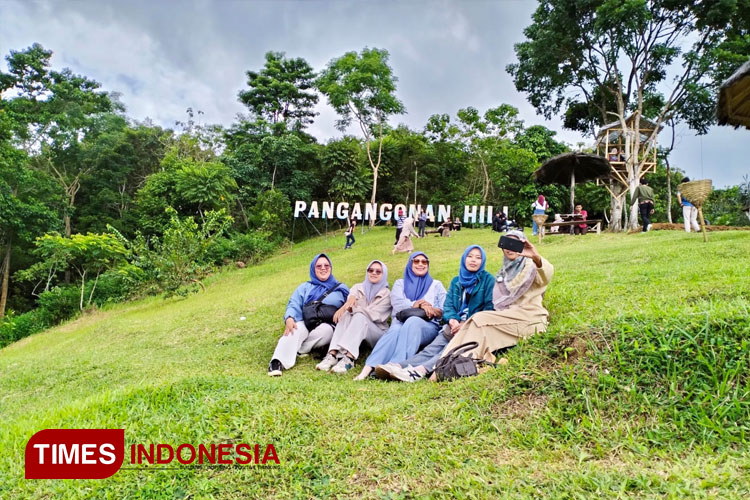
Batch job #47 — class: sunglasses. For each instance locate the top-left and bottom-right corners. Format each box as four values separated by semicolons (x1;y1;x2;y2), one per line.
366;268;382;275
412;258;429;265
315;264;331;270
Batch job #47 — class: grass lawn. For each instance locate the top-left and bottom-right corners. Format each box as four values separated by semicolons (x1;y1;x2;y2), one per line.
1;227;749;499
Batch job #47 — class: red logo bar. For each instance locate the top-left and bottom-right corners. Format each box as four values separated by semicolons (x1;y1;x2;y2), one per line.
25;429;125;479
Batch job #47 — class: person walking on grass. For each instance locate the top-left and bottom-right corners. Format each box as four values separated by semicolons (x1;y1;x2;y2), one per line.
678;177;701;233
268;254;349;376
531;195;548;236
375;245;494;382
354;252;446;380
316;260;392;374
632;178;655;232
344;217;357;249
393;216;420;254
395;208;406;244
438;231;553;370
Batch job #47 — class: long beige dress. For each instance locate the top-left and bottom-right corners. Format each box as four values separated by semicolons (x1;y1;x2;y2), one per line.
329;283;392;359
393;217;419;253
440;257;554;363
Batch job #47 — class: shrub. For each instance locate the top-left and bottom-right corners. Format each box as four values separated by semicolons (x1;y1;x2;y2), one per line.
0;309;50;348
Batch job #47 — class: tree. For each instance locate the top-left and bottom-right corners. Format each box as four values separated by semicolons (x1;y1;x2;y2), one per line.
317;48;405;226
1;44;116;238
508;0;750;230
174;161;237;222
238;52;318;129
28;232;128;310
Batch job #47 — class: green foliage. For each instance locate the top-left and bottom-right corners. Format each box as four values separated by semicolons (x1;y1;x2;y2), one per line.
239;51;319;129
321;137;370;201
205;232;279;265
174;160;237;215
143;207;233;296
317;47;405;132
28;232;128;310
250;189;291;240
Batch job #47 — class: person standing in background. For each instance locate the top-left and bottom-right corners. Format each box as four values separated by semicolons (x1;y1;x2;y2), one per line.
632;178;655;232
344;217;357;249
572;204;587;235
417;209;427;238
395;209;406;244
677;177;700;233
531;195;548;236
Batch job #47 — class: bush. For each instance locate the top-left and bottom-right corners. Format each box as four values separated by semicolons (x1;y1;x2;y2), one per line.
35;286;81;325
205;231;279;265
0;309;50;348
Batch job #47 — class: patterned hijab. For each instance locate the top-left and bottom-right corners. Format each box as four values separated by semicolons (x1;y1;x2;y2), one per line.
403;252;434;301
458;245;486;295
306;254;339;302
362;260;388;303
494;231;537;310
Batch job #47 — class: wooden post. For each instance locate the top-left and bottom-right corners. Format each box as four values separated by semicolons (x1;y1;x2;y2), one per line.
698;207;708;243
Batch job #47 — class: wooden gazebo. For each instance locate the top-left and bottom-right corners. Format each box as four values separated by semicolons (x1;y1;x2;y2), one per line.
595;114;661;197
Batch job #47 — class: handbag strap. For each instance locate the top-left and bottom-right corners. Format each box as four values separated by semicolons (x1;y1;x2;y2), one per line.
442;341;479;360
313;282;340;303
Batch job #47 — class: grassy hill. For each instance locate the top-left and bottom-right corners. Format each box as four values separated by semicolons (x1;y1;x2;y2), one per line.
1;227;749;499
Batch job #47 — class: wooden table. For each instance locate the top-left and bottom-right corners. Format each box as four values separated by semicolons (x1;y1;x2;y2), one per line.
541;219;602;240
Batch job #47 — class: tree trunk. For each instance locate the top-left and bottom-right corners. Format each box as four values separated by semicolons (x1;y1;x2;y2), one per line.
666;162;673;223
610;184;626;232
628;174;640;231
570;171;575;213
79;269;86;311
370;165;379;228
0;240;11;318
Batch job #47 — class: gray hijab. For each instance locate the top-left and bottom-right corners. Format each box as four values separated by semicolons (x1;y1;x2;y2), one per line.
363;260;389;303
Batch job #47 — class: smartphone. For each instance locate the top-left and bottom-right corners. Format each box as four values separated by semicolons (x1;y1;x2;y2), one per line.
498;235;525;253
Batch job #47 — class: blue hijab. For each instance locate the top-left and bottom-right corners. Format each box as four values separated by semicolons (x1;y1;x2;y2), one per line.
306;254;340;302
458;245;486;295
403;252;434;301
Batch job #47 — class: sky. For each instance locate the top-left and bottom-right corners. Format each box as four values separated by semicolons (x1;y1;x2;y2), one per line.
1;0;747;188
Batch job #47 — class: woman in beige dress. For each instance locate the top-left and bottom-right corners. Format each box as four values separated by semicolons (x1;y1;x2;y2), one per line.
439;230;554;364
315;260;392;374
392;216;420;254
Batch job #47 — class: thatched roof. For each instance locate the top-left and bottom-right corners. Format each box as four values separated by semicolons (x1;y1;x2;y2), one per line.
534;152;611;185
717;59;750;129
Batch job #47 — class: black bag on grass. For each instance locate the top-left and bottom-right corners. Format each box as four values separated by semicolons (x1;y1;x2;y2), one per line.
435;341;495;381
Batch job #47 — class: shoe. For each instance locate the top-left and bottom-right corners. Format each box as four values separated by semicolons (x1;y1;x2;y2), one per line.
381;364;425;382
316;353;338;372
374;362;403;380
331;356;355;374
268;359;283;377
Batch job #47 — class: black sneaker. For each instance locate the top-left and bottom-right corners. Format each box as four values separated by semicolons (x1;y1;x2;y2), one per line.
268;359;283;377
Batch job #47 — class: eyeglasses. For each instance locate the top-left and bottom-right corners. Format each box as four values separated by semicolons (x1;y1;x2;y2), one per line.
366;268;382;275
412;258;429;265
315;264;331;270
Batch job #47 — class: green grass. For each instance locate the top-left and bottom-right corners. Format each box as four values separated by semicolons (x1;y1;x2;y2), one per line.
1;227;749;499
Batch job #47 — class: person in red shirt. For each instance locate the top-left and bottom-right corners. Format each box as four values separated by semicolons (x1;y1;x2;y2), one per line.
573;204;588;235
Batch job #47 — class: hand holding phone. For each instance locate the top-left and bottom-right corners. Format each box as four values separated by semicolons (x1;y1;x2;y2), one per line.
498;235;525;253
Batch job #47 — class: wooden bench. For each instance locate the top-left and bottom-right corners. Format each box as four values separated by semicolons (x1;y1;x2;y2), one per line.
541;219;602;239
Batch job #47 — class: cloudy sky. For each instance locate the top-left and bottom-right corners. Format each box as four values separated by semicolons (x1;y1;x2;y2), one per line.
2;0;747;188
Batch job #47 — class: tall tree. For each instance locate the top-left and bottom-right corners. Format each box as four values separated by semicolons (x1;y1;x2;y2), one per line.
317;48;405;226
508;0;750;230
1;44;115;237
238;52;318;129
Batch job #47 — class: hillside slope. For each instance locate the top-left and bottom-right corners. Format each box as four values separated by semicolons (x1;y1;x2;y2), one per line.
1;228;749;499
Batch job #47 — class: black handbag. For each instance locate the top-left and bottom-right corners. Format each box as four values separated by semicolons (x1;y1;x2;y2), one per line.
302;283;341;330
434;341;495;381
395;307;429;323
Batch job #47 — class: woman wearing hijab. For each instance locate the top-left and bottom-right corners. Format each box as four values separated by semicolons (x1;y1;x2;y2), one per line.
316;260;392;374
440;230;554;365
376;245;494;382
354;252;446;380
531;195;549;236
268;254;350;376
392;216;420;254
